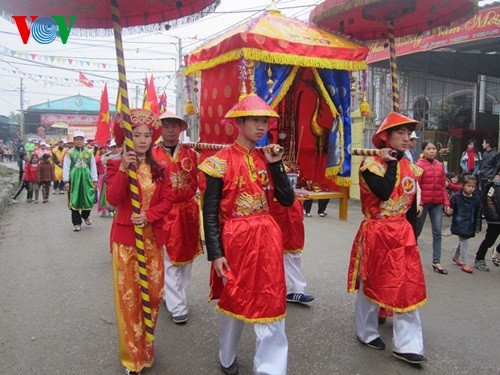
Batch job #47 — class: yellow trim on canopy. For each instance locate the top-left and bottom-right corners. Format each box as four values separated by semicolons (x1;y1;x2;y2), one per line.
269;66;300;108
310;68;348;183
185;48;367;76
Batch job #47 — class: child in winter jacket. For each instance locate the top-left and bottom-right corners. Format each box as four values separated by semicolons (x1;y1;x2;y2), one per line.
38;153;56;203
445;172;462;200
24;154;40;203
450;174;481;273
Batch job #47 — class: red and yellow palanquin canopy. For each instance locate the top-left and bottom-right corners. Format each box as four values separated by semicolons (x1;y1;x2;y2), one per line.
309;0;478;41
185;8;368;75
185;7;368;187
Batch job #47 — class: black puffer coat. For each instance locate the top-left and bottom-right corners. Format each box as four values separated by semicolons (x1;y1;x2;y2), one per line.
450;191;481;239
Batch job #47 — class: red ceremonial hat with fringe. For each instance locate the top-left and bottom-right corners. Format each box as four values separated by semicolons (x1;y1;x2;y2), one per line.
372;111;421;149
113;108;162;146
225;93;279;119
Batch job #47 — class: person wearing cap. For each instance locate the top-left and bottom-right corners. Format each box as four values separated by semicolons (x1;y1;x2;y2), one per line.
34;141;51;159
62;130;98;231
107;108;174;375
199;93;295;375
347;112;427;365
86;138;99;156
52;139;66;194
152;110;202;325
404;131;419;163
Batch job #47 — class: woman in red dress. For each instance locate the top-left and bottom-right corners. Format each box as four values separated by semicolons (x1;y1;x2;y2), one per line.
107;109;173;375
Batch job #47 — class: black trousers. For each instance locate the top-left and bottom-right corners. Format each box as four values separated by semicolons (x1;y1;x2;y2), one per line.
68;191;91;225
303;199;330;214
475;223;500;261
71;209;91;225
12;181;28;199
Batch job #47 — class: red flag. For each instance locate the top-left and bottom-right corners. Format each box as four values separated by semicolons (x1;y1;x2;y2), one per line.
143;75;159;115
95;83;111;146
79;71;93;88
159;92;167;113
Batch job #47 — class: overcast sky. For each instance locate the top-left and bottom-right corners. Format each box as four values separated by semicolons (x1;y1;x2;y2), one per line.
0;0;496;117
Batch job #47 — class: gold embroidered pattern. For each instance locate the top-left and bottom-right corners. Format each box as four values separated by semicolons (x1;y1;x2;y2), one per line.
379;194;411;217
170;171;190;190
244;154;257;182
198;156;227;178
234;192;268;216
360;156;386;177
235;175;245;189
410;163;423;178
137;162;155;210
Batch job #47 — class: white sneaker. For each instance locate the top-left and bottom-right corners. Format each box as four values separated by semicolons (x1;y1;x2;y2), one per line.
73;225;81;232
52;190;56;195
11;198;18;203
492;249;500;267
84;218;92;225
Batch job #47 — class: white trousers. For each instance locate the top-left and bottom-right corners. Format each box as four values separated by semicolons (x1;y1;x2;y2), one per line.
284;252;306;294
355;283;424;355
163;248;192;317
219;315;288;375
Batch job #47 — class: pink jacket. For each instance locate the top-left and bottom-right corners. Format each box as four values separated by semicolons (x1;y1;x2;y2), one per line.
416;158;450;206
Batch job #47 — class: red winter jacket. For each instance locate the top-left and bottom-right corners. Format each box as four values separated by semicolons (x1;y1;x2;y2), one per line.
416;158;450;207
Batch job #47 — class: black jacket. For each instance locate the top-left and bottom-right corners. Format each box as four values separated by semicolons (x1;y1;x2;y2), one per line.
483;181;500;224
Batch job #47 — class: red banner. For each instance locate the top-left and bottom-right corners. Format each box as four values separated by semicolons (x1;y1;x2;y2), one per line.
367;5;499;63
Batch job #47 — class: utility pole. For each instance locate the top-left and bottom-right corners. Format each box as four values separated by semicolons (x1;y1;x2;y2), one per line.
175;36;184;118
135;85;139;108
19;78;24;140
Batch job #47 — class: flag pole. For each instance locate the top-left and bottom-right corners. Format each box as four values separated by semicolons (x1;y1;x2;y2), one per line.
110;0;154;342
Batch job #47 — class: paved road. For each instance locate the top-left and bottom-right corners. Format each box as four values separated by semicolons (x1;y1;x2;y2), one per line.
0;184;498;375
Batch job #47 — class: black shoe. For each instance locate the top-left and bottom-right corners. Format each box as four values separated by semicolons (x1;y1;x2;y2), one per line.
392;352;427;364
172;314;188;324
357;336;386;350
220;358;238;375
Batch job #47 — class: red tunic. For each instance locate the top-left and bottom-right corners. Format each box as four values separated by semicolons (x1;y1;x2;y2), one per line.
199;141;286;323
270;199;305;253
347;156;427;313
152;144;202;265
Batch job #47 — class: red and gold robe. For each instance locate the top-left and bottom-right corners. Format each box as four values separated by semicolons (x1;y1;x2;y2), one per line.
152;144;202;265
199;141;286;323
347;156;427;312
270;199;304;253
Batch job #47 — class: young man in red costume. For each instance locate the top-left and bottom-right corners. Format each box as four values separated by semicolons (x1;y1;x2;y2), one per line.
200;93;295;375
347;112;427;365
152;110;202;324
